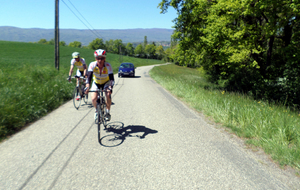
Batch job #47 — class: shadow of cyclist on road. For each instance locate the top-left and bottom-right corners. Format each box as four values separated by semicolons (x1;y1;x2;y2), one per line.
99;122;158;147
106;124;158;139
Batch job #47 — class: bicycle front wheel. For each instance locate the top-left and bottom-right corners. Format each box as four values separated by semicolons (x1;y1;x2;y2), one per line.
97;102;106;127
101;99;107;127
73;87;81;109
83;93;88;104
97;103;102;139
97;104;101;124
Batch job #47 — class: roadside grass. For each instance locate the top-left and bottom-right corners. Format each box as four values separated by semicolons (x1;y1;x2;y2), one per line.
150;63;300;171
0;41;164;141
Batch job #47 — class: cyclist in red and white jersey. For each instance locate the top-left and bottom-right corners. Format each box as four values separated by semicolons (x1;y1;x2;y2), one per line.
85;49;114;121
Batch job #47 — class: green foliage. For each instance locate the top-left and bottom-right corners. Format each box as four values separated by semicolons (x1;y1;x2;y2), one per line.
145;44;156;58
156;45;165;60
36;36;168;61
68;41;82;48
144;36;148;48
37;39;66;46
37;39;47;44
88;38;105;50
47;39;54;45
59;41;67;46
160;0;300;108
150;63;300;170
112;39;125;54
134;44;144;57
125;43;135;56
105;39;114;53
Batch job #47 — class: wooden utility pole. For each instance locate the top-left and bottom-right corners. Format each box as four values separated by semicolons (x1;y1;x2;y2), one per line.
55;0;59;70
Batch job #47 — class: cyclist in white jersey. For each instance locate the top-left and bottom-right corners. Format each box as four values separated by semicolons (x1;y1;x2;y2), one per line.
85;49;114;121
68;52;87;100
68;52;87;84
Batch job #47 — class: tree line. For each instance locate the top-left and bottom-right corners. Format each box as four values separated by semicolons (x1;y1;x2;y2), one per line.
160;0;300;108
36;36;167;60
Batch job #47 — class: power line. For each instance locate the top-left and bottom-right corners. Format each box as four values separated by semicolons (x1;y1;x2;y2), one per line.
61;0;103;39
66;0;99;32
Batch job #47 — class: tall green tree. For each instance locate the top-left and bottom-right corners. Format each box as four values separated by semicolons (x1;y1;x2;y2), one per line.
105;39;114;52
113;39;125;54
145;44;156;58
156;45;165;60
144;36;148;48
159;0;300;106
88;38;105;50
37;39;47;44
134;44;144;57
59;41;66;46
68;41;82;48
125;43;135;56
47;39;55;45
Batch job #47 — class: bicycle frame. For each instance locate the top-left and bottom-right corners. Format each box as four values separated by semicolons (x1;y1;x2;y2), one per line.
71;76;88;109
74;76;86;88
89;88;107;128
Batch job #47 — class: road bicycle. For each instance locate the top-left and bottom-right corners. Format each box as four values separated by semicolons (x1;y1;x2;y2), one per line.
71;76;88;110
89;88;108;133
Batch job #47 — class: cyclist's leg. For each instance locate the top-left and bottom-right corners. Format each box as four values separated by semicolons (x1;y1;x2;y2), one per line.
90;81;99;121
79;71;86;95
105;90;112;110
103;82;112;121
90;81;98;109
75;69;82;86
103;82;112;110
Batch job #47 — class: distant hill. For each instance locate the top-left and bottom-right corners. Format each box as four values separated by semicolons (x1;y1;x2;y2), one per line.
0;26;174;45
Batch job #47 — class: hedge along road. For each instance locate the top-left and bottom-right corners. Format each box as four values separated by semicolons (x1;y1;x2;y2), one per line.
0;64;299;190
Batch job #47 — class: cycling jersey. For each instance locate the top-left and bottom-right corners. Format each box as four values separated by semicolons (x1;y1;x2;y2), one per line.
88;61;113;85
70;58;86;71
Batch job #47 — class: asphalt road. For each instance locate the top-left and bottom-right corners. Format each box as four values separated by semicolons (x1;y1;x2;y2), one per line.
0;64;299;190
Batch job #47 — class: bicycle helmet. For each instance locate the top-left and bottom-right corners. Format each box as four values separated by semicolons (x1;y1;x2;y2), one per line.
72;52;80;58
94;49;106;57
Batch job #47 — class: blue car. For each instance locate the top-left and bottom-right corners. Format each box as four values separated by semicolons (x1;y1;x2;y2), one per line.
118;62;135;77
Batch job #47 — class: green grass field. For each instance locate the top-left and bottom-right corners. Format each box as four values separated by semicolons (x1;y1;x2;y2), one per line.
0;41;163;141
150;64;300;173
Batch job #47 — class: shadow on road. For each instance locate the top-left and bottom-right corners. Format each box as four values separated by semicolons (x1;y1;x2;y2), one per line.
81;103;93;108
119;76;141;78
99;122;158;147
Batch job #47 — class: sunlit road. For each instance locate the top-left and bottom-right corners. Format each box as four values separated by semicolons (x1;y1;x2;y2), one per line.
0;64;299;189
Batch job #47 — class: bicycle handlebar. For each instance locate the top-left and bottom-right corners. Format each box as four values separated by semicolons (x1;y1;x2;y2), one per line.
72;76;86;79
88;89;107;93
67;76;87;83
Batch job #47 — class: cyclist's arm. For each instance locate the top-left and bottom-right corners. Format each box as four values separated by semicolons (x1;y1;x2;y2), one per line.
68;65;75;81
84;71;92;94
82;58;87;77
83;65;87;77
109;73;114;87
86;71;93;88
106;62;114;87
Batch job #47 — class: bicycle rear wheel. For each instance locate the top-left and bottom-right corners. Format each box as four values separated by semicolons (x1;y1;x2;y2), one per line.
97;100;107;128
73;87;81;109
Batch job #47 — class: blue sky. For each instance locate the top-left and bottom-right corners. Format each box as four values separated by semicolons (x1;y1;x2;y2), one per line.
0;0;177;30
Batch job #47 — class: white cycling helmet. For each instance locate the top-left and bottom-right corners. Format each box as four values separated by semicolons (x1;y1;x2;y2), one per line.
94;49;106;57
72;52;80;58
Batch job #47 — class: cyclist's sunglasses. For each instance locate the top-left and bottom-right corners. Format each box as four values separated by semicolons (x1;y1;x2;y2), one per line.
96;57;105;60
